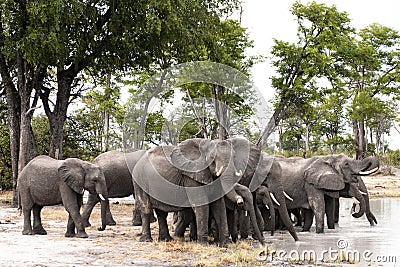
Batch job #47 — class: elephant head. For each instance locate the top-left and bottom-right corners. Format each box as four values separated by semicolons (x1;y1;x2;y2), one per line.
169;138;243;205
305;154;380;191
255;185;275;236
58;158;109;231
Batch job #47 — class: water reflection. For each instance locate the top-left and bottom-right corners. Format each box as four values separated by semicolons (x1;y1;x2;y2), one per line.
264;198;400;266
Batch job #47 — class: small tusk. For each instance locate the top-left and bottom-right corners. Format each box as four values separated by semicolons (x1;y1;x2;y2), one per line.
235;169;243;177
270;192;280;206
265;204;269;210
283;191;294;201
216;166;224;176
359;167;379;175
352;197;360;204
245;211;248;217
99;194;106;201
359;189;367;195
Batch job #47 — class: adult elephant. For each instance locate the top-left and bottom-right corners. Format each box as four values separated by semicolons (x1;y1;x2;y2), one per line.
17;155;109;238
249;151;299;241
132;138;245;244
274;154;379;233
81;150;148;227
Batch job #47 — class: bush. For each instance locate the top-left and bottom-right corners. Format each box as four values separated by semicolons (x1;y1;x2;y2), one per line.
381;150;400;167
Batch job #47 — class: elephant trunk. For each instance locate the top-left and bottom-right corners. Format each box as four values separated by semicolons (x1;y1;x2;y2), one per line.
349;183;366;218
95;173;109;231
264;192;275;236
241;190;264;246
98;199;109;231
357;177;377;225
274;189;299;241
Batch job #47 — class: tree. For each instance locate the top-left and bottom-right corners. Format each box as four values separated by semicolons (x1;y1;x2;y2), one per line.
341;24;400;158
257;1;354;149
1;0;239;205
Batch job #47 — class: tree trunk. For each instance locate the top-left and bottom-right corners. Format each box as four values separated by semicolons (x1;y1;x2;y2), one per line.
257;102;287;149
2;69;21;207
352;119;361;159
135;69;167;149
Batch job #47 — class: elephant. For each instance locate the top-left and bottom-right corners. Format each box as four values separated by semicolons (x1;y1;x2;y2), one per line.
172;138;299;242
254;185;276;235
272;154;379;233
81;150;155;227
132;138;245;244
249;151;299;240
17;155;109;238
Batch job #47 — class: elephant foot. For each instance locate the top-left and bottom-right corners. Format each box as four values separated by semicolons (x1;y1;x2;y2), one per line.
132;220;142;226
301;228;310;232
158;235;173;242
22;229;34;235
33;228;47;235
107;220;117;226
82;221;91;228
65;232;76;238
139;234;153;242
315;228;324;234
76;231;89;238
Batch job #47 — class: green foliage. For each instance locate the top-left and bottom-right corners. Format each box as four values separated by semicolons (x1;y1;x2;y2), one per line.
381;150;400;166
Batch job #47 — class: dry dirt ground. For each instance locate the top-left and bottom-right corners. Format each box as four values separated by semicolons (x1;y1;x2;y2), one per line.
0;168;399;267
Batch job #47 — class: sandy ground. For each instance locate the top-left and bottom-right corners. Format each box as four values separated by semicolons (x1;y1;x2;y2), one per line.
0;169;399;267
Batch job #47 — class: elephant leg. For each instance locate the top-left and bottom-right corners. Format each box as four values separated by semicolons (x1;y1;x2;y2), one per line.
60;185;88;238
155;209;173;242
105;199;116;226
132;206;142;226
292;208;303;227
325;196;336;229
81;193;99;227
65;214;76;237
139;212;153;242
189;213;197;241
193;205;209;244
334;198;340;223
302;208;313;232
226;208;238;243
306;184;325;233
174;210;192;238
22;207;33;235
32;204;47;235
209;198;229;245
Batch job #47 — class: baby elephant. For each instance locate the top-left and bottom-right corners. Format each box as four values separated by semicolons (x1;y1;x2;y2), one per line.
17;155;109;238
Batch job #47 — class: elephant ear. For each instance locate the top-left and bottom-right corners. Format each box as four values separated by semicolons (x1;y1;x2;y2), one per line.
169;138;213;184
58;158;85;194
304;159;345;190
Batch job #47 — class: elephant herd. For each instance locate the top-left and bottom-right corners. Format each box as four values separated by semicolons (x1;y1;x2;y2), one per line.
16;137;380;246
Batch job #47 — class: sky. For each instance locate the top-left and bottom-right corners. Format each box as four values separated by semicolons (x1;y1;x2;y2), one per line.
239;0;400;149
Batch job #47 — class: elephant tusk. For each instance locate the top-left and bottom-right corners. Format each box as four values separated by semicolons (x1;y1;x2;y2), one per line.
216;166;224;177
265;204;270;210
359;167;379;175
352;197;360;204
359;189;368;195
283;191;294;201
270;193;280;206
235;169;243;177
245;210;248;217
99;194;106;201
